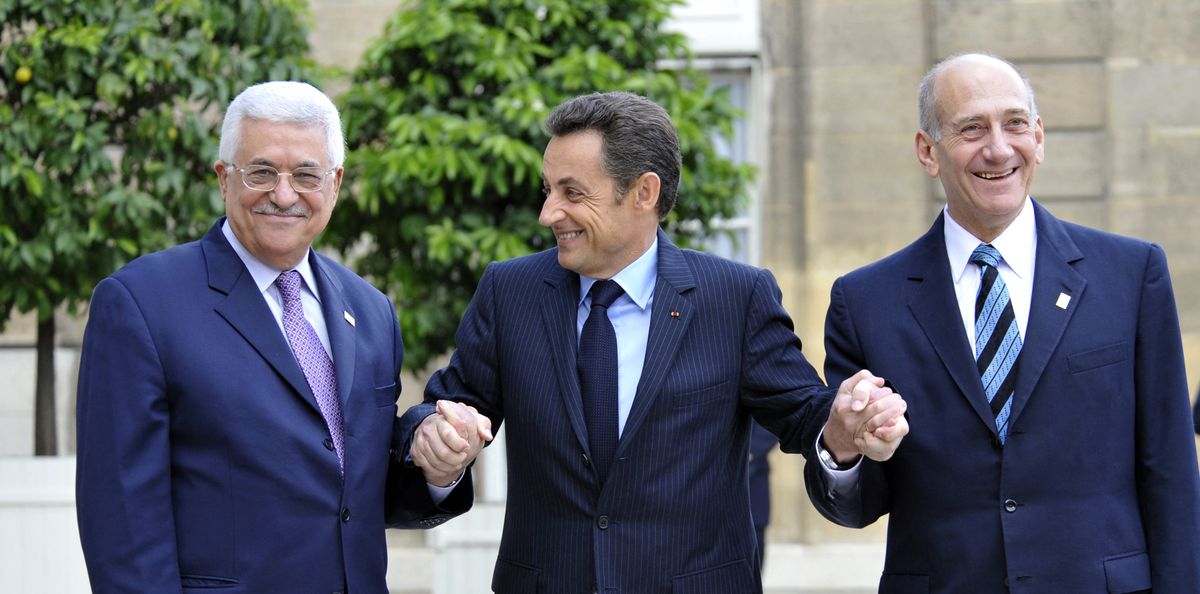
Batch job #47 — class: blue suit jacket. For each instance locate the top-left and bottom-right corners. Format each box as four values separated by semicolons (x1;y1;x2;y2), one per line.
401;230;832;593
806;202;1200;593
1193;385;1199;434
76;220;468;594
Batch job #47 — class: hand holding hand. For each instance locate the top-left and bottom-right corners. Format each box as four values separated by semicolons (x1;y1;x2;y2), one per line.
822;370;909;464
411;400;494;487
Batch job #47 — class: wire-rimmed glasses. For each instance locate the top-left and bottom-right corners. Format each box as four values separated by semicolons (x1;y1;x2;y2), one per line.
230;163;337;193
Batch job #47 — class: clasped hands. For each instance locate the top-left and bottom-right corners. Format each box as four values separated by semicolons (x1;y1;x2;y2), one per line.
822;369;909;466
411;400;494;487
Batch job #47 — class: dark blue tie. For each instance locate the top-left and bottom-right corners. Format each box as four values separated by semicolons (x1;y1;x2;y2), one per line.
971;244;1021;444
579;279;624;483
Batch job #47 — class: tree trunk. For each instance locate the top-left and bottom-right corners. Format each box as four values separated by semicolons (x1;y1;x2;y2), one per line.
34;314;57;456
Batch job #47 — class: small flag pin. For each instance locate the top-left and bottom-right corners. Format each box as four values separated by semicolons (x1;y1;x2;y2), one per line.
1055;293;1071;310
344;311;356;326
670;310;680;319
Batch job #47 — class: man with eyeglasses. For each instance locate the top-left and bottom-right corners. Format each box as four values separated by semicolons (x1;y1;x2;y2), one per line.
75;81;490;594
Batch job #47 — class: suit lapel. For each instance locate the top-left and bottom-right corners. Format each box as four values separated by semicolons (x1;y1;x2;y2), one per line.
540;264;592;455
312;253;357;409
1009;201;1086;426
204;223;316;410
905;215;999;433
616;230;695;459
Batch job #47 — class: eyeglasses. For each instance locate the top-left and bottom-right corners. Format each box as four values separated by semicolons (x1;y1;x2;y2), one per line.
230;163;337;193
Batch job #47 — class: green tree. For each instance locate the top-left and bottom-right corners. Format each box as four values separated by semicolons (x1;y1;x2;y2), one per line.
332;0;754;371
0;0;315;455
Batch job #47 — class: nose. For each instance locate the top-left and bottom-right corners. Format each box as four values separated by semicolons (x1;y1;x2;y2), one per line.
982;124;1016;161
539;193;562;227
269;177;301;208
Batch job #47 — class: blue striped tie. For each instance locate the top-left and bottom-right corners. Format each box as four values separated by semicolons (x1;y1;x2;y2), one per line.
971;244;1021;444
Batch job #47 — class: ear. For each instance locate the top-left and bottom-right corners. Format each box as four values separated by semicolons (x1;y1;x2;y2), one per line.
329;167;344;206
915;131;940;178
1033;116;1045;165
630;171;661;215
214;161;230;199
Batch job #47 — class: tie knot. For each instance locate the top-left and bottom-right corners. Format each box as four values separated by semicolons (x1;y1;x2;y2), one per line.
970;244;1002;269
276;270;303;304
588;279;624;310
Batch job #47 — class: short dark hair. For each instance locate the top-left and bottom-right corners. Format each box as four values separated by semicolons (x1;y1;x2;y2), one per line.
545;91;682;219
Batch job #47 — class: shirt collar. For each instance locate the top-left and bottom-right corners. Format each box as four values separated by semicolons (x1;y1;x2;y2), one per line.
221;219;321;301
578;236;658;310
944;197;1036;283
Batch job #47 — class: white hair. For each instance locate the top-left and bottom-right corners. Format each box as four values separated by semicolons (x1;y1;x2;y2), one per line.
218;81;345;169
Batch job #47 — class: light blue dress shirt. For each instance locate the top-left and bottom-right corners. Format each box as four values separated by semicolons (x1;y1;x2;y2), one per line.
577;237;658;436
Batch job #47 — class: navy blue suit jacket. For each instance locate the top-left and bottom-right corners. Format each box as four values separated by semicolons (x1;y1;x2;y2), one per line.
806;202;1200;593
1193;385;1199;434
76;220;468;594
401;230;832;593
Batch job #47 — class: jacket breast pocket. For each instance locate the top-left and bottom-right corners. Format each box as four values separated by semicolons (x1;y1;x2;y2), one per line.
180;574;238;589
1067;342;1127;374
672;380;731;408
375;382;398;407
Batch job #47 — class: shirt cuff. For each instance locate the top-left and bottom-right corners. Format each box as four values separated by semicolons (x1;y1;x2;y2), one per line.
814;428;862;496
425;470;466;505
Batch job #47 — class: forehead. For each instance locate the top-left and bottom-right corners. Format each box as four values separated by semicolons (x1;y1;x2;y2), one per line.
235;119;328;164
542;131;606;179
937;59;1031;121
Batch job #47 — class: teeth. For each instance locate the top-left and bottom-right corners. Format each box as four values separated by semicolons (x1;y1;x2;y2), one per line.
977;168;1015;180
558;231;581;240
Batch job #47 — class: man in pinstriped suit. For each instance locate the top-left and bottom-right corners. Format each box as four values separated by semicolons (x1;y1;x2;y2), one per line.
399;91;909;593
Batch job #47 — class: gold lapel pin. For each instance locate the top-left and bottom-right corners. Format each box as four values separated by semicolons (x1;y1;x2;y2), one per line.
344;311;356;326
1055;293;1071;310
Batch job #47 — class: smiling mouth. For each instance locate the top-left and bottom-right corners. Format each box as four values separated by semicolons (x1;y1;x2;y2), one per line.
975;168;1017;180
557;230;582;241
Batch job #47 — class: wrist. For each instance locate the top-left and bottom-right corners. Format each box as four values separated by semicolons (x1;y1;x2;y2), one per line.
425;470;463;489
819;435;860;470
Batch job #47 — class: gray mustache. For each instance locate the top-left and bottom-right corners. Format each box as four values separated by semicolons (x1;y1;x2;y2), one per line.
253;204;310;217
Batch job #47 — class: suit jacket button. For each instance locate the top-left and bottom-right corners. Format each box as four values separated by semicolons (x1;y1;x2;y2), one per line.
990;435;1002;449
1003;499;1018;513
582;452;592;468
341;507;352;522
323;438;335;451
597;515;610;529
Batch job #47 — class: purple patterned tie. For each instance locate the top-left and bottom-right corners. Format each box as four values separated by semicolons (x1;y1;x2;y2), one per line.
276;270;345;469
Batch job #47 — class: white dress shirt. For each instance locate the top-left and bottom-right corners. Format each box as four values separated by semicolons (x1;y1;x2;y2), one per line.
817;198;1038;488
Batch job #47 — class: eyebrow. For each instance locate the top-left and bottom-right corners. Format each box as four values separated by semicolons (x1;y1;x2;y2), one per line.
245;157;323;168
949;108;1032;128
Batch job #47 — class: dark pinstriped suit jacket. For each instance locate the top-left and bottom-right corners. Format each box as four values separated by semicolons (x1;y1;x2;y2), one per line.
400;229;833;593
